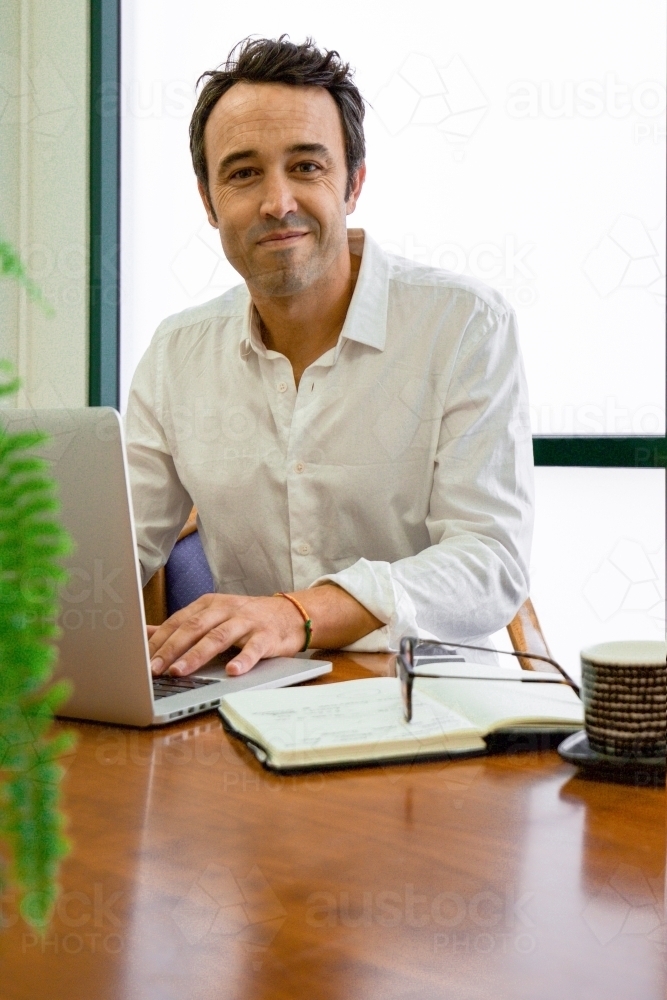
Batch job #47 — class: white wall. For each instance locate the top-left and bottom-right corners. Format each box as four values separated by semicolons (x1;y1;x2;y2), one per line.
121;0;665;429
0;0;89;408
491;467;665;681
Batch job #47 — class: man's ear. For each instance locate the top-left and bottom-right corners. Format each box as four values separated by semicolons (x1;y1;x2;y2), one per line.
198;180;218;227
345;163;366;216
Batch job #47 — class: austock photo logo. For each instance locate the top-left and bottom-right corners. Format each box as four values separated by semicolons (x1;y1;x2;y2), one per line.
171;863;286;966
372;53;488;157
581;864;665;951
171;225;538;308
582;215;665;303
379;233;537;309
376;737;484;807
0;53;77;137
529;397;665;436
0;882;125;956
306;883;537;956
59;559;125;633
171;223;238;300
414;761;484;809
583;539;665;631
506;74;666;144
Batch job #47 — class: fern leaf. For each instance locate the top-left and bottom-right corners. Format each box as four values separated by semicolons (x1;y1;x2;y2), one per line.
0;421;74;929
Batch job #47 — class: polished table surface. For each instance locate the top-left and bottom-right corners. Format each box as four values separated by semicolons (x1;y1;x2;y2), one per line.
1;653;664;1000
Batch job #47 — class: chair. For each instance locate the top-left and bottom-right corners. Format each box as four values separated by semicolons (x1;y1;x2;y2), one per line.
505;597;558;674
142;508;214;626
142;512;557;673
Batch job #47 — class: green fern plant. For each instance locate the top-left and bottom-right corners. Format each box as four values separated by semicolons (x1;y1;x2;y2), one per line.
0;242;73;928
0;241;55;318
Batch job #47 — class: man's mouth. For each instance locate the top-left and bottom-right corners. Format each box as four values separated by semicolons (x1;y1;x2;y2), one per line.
257;231;309;247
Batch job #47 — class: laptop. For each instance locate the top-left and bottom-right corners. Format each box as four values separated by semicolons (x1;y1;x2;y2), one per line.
0;407;332;726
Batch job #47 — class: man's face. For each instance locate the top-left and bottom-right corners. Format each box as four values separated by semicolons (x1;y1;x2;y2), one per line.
199;82;364;297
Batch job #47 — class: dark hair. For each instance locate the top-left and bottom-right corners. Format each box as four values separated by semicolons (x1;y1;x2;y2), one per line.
190;36;366;204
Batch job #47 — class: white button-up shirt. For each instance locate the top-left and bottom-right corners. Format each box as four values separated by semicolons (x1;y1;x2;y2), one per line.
126;229;534;651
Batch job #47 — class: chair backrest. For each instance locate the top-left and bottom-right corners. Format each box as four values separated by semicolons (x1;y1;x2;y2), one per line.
143;511;556;672
142;509;198;625
164;529;215;618
505;597;558;673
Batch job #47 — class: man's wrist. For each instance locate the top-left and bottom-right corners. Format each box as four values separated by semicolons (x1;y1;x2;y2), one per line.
289;583;382;650
273;592;312;651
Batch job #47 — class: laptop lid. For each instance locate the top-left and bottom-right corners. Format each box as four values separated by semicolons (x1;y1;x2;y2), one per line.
2;407;157;726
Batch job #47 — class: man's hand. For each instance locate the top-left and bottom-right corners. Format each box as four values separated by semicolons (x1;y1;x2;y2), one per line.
148;593;306;677
147;584;383;677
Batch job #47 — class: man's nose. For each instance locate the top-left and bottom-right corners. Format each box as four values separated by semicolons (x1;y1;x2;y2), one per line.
259;170;299;220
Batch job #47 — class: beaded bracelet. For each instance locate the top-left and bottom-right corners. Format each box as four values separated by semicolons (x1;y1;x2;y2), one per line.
273;592;313;652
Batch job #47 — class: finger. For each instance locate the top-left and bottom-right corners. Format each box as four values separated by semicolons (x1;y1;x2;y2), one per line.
147;594;215;660
151;609;233;676
146;625;159;637
167;618;257;677
150;605;234;675
226;634;272;676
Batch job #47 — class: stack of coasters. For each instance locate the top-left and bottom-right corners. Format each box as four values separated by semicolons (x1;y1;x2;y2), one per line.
580;641;666;759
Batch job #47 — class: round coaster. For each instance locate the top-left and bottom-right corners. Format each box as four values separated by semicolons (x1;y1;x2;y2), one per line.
558;729;666;773
580;641;666;759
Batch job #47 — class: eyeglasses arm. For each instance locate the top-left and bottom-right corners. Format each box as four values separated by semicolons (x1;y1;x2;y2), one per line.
402;639;581;698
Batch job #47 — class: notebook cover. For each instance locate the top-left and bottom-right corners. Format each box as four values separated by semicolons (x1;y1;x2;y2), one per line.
218;707;488;774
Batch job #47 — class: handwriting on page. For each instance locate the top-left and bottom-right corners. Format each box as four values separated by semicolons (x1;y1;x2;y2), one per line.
236;679;473;751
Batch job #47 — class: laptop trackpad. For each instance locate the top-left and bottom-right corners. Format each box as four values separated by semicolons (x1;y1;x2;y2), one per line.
195;654;332;688
193;649;235;677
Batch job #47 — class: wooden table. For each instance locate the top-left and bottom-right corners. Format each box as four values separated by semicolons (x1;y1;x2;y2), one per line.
1;654;664;1000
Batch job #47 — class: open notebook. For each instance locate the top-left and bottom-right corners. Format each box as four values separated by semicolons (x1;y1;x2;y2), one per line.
218;667;584;772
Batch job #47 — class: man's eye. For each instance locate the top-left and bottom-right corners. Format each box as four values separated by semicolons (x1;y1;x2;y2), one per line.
295;162;319;173
230;168;255;180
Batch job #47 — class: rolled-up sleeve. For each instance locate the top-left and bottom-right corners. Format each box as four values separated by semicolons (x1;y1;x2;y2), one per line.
311;301;534;652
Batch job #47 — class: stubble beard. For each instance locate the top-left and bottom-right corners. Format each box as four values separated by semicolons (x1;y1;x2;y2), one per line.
249;249;318;297
239;222;348;299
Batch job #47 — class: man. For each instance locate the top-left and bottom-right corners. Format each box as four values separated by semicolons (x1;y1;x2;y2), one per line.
126;36;534;679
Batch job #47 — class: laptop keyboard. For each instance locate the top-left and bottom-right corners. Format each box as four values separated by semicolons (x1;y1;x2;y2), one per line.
152;675;219;700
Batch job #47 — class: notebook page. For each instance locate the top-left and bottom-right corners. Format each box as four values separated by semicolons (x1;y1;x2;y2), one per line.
221;677;479;754
415;677;584;733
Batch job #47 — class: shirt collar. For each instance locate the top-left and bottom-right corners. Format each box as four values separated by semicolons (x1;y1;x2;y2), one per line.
337;229;388;352
239;228;389;359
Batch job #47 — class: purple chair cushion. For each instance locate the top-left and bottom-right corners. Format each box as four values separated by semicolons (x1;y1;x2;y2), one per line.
165;530;215;617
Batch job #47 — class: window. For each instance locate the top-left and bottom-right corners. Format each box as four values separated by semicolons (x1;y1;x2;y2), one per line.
89;0;666;677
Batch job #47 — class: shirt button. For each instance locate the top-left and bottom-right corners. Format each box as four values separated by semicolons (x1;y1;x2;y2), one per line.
298;543;310;555
295;462;305;473
277;381;288;393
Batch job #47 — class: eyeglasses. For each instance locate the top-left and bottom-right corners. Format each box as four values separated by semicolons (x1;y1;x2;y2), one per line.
396;636;581;723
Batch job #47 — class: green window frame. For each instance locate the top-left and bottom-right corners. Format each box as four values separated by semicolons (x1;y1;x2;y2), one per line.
90;0;667;469
532;438;666;469
89;0;120;408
